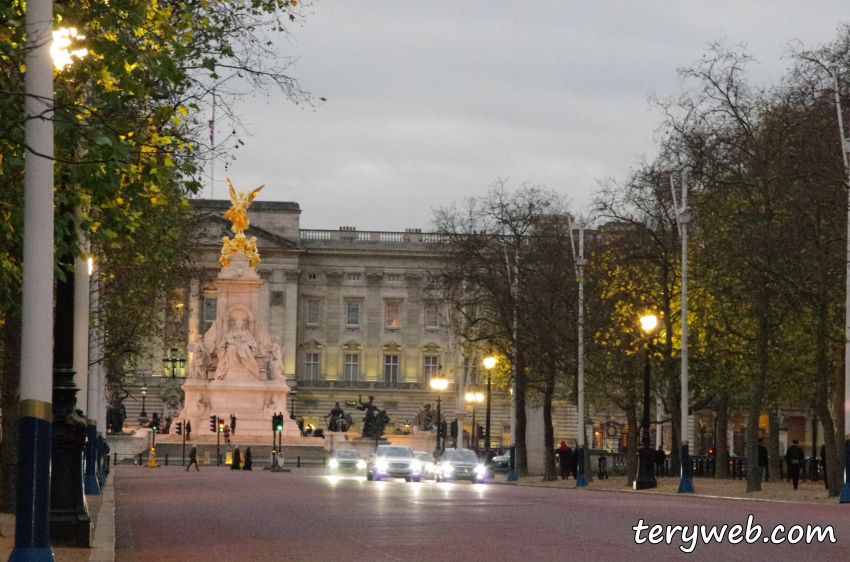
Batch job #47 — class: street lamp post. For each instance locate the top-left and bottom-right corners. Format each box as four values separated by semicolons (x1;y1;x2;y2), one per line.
830;68;850;503
635;314;659;490
569;218;589;487
140;384;148;419
465;390;484;454
483;356;496;458
162;347;186;378
430;373;448;455
672;171;695;494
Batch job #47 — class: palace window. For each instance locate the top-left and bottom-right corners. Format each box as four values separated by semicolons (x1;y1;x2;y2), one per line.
203;298;217;323
343;354;360;381
385;301;401;328
424;303;439;328
347;273;362;282
346;301;360;326
387;274;402;283
384;354;399;383
306;299;320;325
304;353;320;380
423;355;439;380
307;273;317;280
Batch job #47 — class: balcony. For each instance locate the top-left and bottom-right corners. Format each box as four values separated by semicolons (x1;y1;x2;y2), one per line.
299;228;446;246
295;380;434;391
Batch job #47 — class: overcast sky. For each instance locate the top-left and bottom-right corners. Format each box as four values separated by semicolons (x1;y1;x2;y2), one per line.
205;1;849;232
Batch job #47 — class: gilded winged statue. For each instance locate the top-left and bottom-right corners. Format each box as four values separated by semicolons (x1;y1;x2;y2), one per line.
224;179;264;235
220;179;264;268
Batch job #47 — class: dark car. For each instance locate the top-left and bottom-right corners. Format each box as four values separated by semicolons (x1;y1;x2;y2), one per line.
436;448;487;483
366;445;421;482
327;449;366;474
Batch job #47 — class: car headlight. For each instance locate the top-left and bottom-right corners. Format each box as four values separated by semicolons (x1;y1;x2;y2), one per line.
357;460;367;469
442;463;452;472
411;460;421;471
329;459;339;468
376;460;388;471
475;464;486;474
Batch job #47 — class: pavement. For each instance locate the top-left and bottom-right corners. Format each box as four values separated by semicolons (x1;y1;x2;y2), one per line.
112;466;850;561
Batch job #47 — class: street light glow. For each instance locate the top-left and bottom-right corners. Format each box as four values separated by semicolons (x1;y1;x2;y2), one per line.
465;392;484;403
640;314;658;333
430;376;448;391
51;27;88;70
483;356;496;370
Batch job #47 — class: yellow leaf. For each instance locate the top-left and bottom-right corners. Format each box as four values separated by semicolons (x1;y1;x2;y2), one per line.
177;105;188;116
116;197;124;205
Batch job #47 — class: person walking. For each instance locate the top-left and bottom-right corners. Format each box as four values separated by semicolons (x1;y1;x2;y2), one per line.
556;441;570;480
186;445;200;472
231;445;242;471
757;438;769;482
568;444;578;479
654;447;666;478
785;439;805;490
243;447;253;471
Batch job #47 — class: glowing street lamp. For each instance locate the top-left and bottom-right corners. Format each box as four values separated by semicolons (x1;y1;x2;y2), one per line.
635;314;659;490
430;372;448;454
465;389;484;453
50;27;88;70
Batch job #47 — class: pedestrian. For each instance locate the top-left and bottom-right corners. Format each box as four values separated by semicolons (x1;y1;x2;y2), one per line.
757;438;769;482
556;441;570;480
598;453;608;479
186;445;200;472
654;447;666;478
785;439;804;490
231;445;242;471
243;447;253;471
568;444;578;479
820;444;827;490
230;413;237;435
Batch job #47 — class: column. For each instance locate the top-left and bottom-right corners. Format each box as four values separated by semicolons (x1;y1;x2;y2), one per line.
283;270;300;377
188;278;200;342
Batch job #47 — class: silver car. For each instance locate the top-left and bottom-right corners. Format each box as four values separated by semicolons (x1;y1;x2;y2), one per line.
366;445;421;482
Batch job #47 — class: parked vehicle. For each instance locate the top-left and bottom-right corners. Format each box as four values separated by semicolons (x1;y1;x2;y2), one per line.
366;445;421;482
436;448;488;483
327;449;366;474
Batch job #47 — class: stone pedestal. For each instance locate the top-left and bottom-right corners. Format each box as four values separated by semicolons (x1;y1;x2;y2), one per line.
177;251;297;440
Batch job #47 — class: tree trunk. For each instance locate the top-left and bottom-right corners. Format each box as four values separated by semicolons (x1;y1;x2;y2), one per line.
0;302;22;513
768;406;780;484
715;394;729;479
514;350;529;477
626;404;638;487
542;367;556;481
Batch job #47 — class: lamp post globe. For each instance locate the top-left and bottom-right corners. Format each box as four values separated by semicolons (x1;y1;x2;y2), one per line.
140;384;148;419
635;314;658;490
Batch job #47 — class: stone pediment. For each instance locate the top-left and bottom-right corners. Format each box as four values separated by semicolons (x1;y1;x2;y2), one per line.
192;214;302;251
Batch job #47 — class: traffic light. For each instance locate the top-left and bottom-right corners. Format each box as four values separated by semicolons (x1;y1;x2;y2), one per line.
218;419;225;433
150;414;159;432
478;425;485;440
450;420;458;439
272;414;283;432
439;421;447;439
210;415;217;432
175;422;183;436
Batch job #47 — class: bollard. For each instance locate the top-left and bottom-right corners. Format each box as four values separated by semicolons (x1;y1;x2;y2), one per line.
139;452;143;466
297;456;301;468
114;452;117;467
165;454;169;467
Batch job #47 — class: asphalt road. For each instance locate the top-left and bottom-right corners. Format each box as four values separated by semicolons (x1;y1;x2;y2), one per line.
115;466;850;561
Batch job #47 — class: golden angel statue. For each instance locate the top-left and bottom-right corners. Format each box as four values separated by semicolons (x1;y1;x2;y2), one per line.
220;178;264;268
224;179;264;235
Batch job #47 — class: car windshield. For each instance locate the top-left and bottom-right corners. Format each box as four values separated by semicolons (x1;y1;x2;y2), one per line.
334;450;360;459
447;451;479;463
414;453;431;462
377;446;413;458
